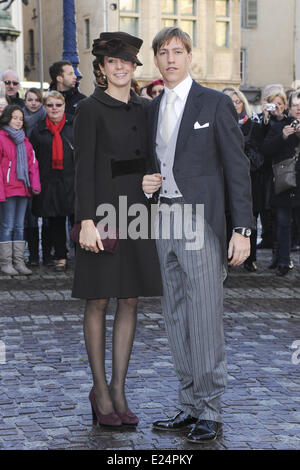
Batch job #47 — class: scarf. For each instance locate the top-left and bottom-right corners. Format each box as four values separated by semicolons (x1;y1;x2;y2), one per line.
24;105;46;138
238;112;249;127
46;114;66;170
3;126;30;187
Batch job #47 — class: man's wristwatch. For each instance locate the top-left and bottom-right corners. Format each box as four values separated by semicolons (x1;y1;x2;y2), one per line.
234;227;252;238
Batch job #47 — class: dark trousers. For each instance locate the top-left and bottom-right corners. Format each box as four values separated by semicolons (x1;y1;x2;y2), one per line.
276;207;300;266
47;215;74;260
48;216;68;260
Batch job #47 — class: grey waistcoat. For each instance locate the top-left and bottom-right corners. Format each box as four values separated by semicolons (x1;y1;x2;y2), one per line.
156;105;183;198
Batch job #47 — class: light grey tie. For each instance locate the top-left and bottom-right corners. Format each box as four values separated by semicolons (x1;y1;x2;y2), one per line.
161;90;178;143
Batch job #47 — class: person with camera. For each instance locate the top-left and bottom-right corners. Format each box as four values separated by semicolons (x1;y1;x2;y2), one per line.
262;91;300;276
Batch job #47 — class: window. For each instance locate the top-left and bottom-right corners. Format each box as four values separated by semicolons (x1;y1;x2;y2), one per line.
161;0;197;46
120;0;139;12
29;29;35;67
240;48;246;84
120;0;139;36
84;18;90;49
241;0;258;29
216;0;230;48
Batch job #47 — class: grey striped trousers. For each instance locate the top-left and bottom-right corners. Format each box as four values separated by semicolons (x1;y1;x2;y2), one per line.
155;199;227;423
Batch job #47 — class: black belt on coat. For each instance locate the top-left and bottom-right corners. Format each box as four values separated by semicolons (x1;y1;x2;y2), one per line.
111;158;147;178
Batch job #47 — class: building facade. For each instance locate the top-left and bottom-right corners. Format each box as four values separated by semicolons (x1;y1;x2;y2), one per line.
241;0;299;101
0;0;23;79
22;0;242;96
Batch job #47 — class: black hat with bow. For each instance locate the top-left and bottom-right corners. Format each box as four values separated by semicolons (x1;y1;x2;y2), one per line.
92;31;143;66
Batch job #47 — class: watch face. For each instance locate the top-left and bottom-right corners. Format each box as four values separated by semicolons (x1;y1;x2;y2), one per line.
245;228;251;237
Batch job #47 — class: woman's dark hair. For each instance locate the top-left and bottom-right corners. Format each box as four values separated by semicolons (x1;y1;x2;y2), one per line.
25;87;43;102
93;56;107;87
131;79;140;95
0;104;27;132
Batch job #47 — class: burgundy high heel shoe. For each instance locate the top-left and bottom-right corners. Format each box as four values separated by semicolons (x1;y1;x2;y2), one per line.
116;409;139;426
89;388;122;427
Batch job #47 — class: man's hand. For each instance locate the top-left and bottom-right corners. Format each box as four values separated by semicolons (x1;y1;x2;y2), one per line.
228;232;250;266
142;173;162;194
282;125;296;140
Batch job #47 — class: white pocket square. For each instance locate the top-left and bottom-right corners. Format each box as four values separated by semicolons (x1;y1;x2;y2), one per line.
194;121;209;129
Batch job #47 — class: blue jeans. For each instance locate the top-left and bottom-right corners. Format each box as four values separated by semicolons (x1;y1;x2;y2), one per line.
0;196;29;242
276;206;300;266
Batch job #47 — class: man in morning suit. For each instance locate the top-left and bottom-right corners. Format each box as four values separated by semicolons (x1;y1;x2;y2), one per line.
142;27;254;443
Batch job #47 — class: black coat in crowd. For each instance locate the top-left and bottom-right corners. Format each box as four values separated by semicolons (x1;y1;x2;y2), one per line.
8;93;24;107
259;114;290;209
30;114;75;217
240;118;264;214
262;116;300;208
49;84;86;115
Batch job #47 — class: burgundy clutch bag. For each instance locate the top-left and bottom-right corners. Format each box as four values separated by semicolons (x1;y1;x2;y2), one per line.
70;222;119;254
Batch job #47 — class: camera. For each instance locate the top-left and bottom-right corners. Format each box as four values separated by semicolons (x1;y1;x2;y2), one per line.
266;103;276;112
291;119;299;130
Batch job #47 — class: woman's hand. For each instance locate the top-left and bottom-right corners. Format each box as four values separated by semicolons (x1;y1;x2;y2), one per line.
262;102;271;123
80;220;104;253
31;190;40;195
142;173;162;194
282;125;296;140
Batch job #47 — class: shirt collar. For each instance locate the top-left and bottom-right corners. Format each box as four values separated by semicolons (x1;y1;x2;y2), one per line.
164;75;193;101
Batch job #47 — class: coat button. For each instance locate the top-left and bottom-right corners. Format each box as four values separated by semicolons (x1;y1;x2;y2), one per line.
135;149;140;156
132;126;137;131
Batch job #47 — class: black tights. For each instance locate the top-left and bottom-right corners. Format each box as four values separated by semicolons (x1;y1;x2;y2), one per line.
84;297;138;414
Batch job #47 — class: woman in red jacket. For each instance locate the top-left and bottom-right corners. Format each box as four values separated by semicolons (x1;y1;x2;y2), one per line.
0;105;41;275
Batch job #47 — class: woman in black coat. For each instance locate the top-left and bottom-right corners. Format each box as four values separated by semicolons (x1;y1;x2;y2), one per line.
228;89;264;272
72;32;162;428
262;91;300;276
30;90;75;270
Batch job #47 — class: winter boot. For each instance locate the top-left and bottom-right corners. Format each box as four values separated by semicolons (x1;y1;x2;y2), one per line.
0;242;19;275
13;241;32;275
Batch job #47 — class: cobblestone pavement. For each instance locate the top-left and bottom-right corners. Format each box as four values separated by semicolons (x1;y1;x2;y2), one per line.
0;249;299;450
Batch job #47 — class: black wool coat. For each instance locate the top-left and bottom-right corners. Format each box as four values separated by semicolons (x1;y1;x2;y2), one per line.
262;117;300;208
74;86;151;222
72;86;162;299
30;114;75;217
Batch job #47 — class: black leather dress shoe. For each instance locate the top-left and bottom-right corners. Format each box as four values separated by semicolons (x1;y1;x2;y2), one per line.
186;420;222;443
153;410;197;431
276;265;289;277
